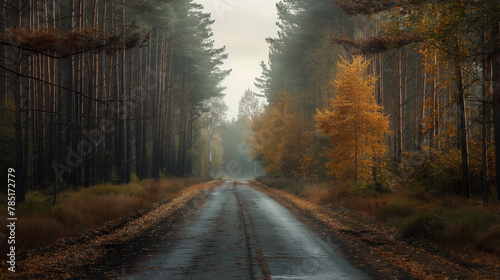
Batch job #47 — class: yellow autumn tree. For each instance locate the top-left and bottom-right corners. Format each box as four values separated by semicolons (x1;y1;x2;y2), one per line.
249;89;309;177
316;56;389;182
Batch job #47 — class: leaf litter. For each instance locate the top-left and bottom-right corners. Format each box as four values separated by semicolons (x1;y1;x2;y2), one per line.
1;181;219;280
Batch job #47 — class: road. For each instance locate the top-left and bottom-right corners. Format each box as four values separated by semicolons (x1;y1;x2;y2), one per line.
119;181;371;280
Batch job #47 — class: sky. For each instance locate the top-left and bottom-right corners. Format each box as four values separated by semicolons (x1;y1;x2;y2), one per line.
201;0;279;120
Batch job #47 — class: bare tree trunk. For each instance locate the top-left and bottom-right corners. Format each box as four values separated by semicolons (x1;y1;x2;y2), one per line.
481;27;489;204
119;0;126;183
491;22;500;201
135;49;143;179
0;1;5;103
13;0;26;202
142;40;150;178
455;63;470;197
418;61;427;149
414;49;419;149
429;53;437;148
177;70;188;177
165;38;175;176
396;49;403;163
125;46;133;183
104;0;113;182
152;30;160;179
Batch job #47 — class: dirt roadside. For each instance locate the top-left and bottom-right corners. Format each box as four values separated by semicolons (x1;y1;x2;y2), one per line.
0;181;219;280
250;180;500;280
77;186;213;279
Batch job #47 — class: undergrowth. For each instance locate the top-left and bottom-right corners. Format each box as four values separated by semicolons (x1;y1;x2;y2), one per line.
258;176;500;256
0;177;208;252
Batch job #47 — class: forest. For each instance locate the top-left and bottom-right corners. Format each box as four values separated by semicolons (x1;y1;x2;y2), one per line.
1;0;500;208
1;0;500;276
250;0;500;204
0;0;233;202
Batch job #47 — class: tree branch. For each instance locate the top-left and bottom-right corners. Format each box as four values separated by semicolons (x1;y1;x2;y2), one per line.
0;64;113;104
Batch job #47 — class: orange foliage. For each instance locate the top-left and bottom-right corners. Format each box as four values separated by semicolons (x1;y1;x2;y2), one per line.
0;24;142;56
249;90;310;177
316;56;389;181
383;0;493;63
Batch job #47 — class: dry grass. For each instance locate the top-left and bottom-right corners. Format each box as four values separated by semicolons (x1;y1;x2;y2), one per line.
15;214;69;248
376;197;418;222
0;177;208;251
300;183;332;204
58;194;151;227
475;224;500;255
344;195;381;215
259;176;500;256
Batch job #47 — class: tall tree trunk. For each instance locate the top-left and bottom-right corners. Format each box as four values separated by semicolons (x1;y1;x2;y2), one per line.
418;68;427;149
429;53;437;148
141;40;150;178
165;40;175;176
491;22;500;201
13;0;26;202
152;30;160;179
177;71;188;177
0;1;5;103
125;47;133;183
455;63;470;197
135;49;143;179
481;27;489;204
396;49;403;163
208;131;213;176
119;0;126;183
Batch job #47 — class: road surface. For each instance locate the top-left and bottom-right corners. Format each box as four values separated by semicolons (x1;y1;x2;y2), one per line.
119;181;371;280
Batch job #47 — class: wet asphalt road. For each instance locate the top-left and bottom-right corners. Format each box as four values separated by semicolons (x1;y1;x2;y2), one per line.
121;181;370;280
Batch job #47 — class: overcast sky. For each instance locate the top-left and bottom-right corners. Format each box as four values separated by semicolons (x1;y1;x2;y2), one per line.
202;0;279;120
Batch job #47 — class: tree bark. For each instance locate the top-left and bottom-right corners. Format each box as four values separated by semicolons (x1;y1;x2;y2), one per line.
455;64;470;197
491;22;500;201
13;0;26;202
481;27;489;204
396;49;403;163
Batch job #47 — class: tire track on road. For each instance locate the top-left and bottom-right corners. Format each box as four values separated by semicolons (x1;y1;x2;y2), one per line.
234;183;271;280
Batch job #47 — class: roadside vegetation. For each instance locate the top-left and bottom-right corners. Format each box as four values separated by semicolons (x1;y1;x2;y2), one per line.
257;175;500;257
0;177;208;253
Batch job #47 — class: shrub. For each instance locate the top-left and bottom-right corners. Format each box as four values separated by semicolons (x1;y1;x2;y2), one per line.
130;172;140;183
326;182;349;202
415;147;462;194
475;225;500;256
256;175;304;194
400;210;445;239
17;191;55;215
400;207;499;247
349;181;392;196
70;182;143;200
442;208;498;246
377;197;417;221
